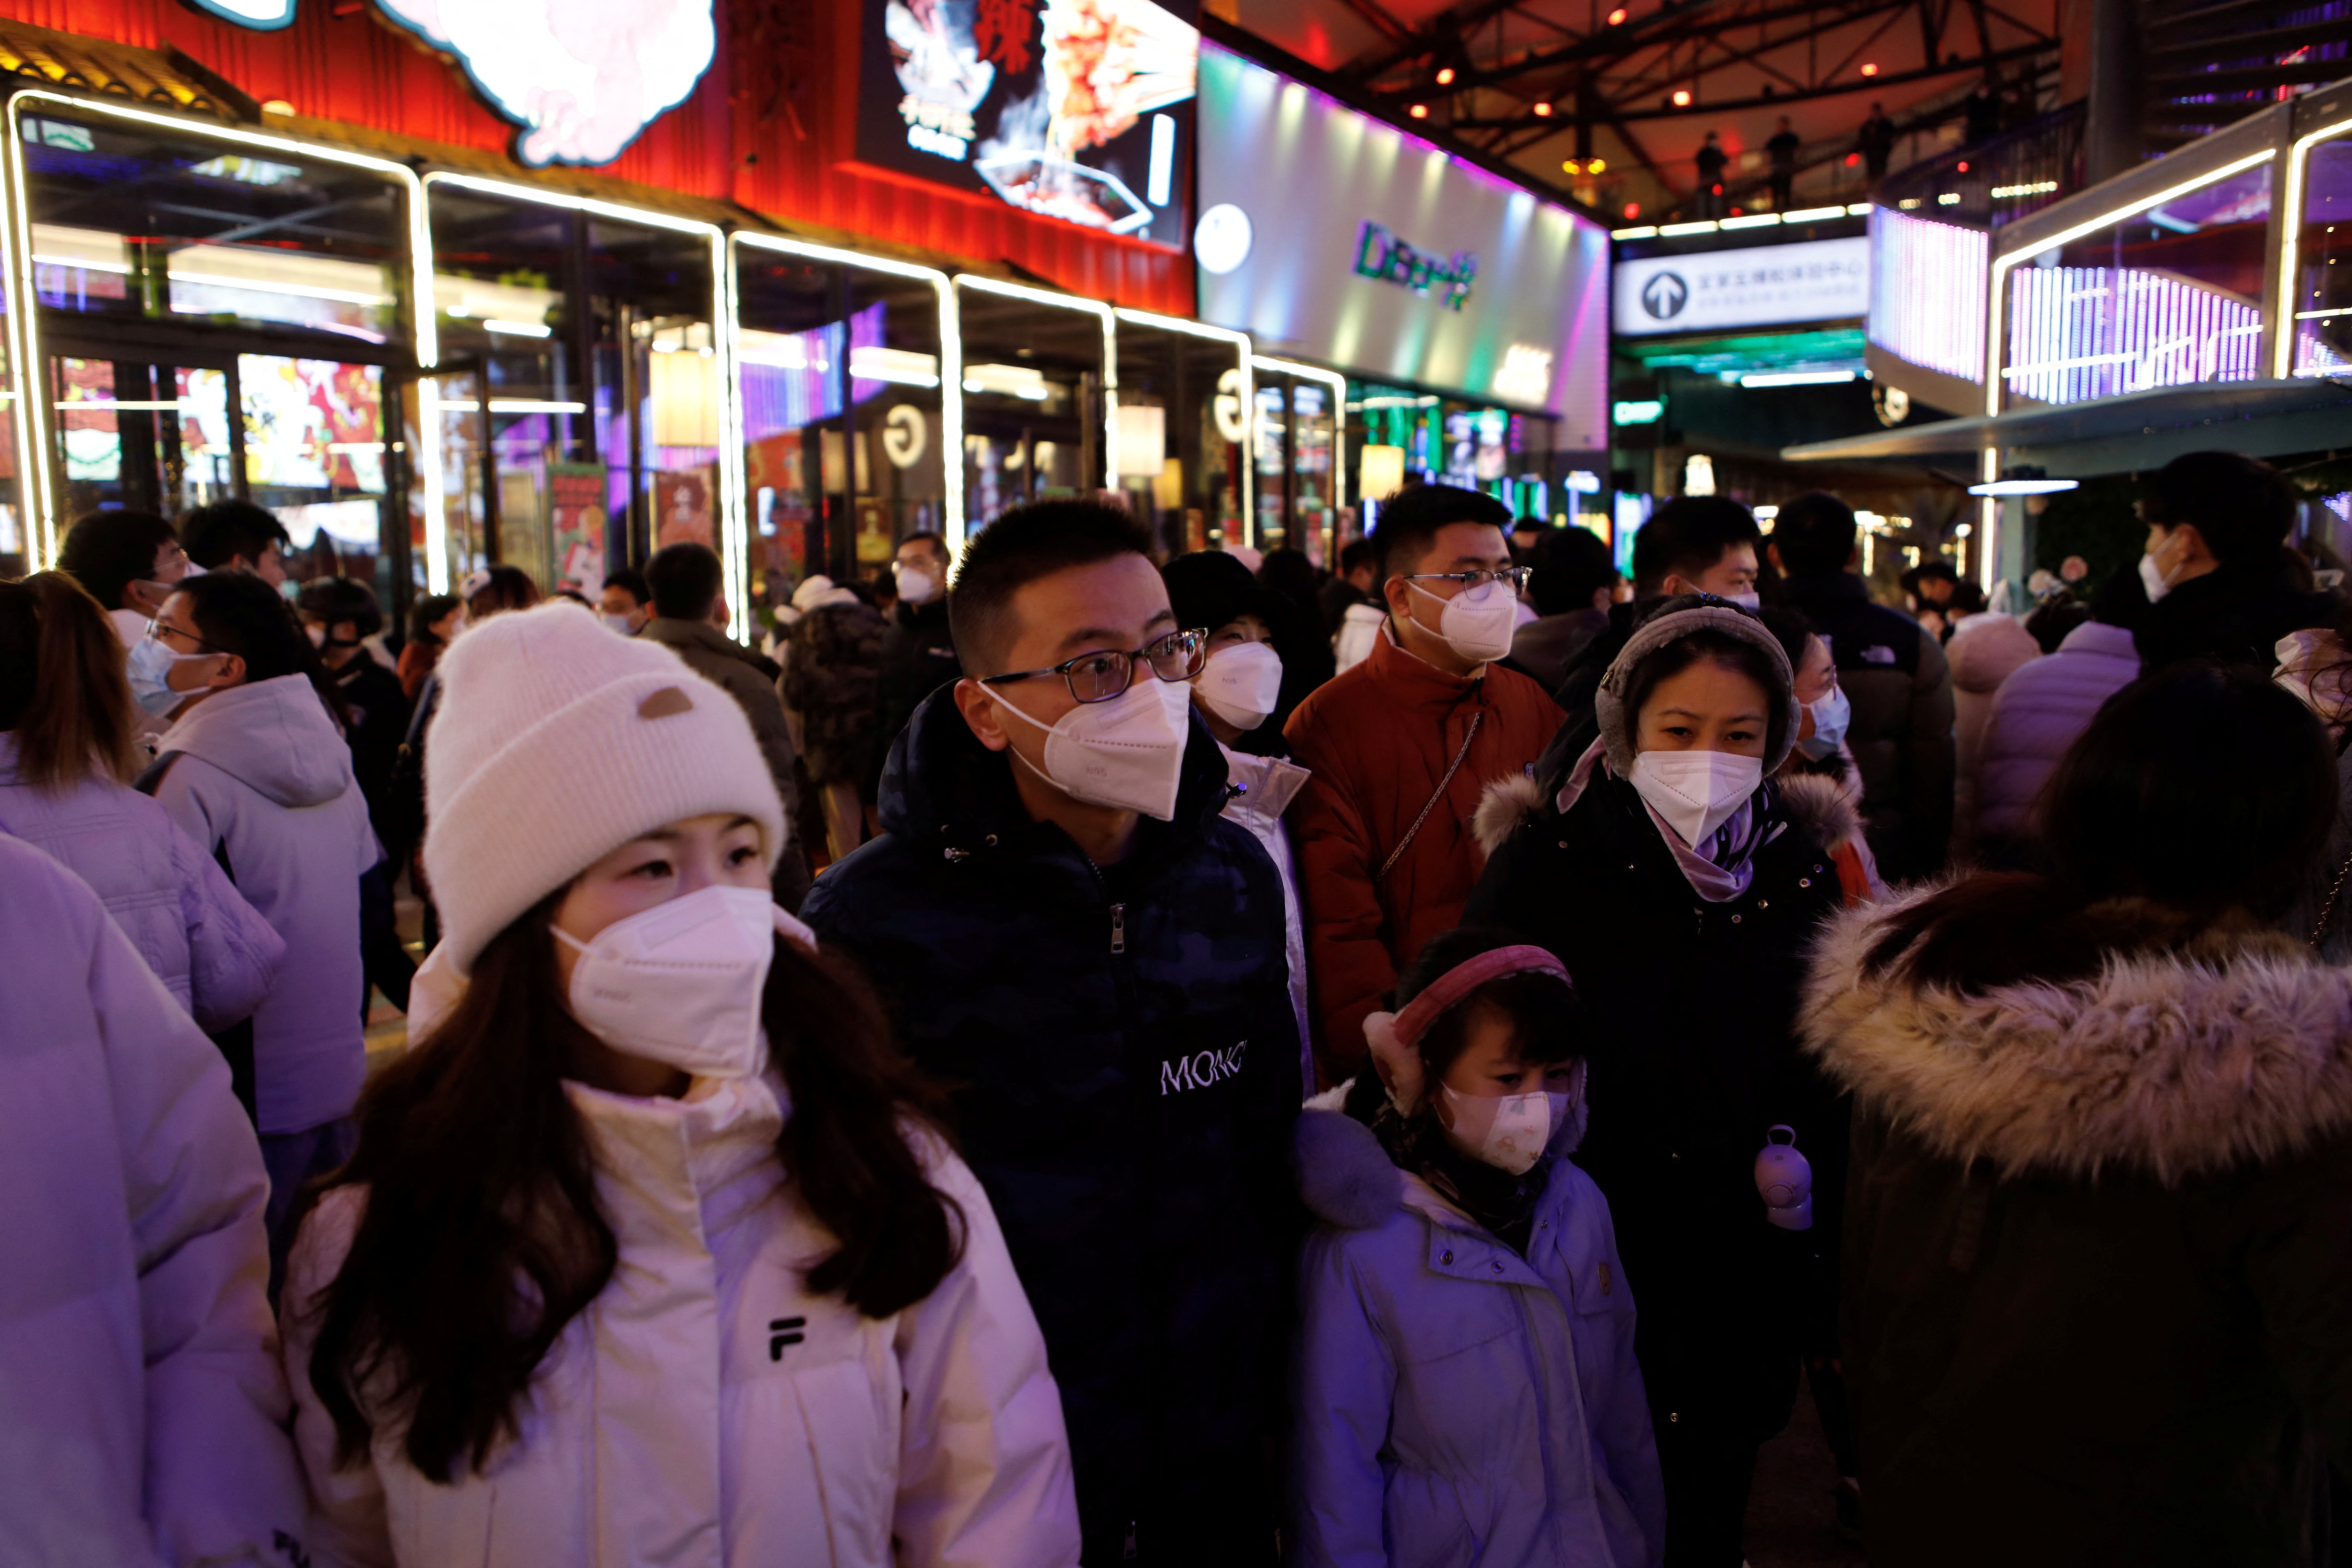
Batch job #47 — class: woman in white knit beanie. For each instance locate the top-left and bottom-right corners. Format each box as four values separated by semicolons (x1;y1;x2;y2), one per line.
276;601;1081;1568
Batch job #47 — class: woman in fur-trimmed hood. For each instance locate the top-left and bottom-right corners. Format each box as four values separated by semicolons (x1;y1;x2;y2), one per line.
1462;595;1848;1563
1804;661;2352;1568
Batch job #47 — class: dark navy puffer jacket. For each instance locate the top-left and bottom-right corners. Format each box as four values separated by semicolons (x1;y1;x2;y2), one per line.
802;687;1303;1565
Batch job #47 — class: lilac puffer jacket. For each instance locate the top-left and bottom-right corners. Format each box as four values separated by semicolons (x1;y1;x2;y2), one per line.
1291;1091;1665;1568
0;734;282;1031
1972;620;2140;845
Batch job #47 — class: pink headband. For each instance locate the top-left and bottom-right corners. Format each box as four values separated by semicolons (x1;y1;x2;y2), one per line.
1363;944;1573;1114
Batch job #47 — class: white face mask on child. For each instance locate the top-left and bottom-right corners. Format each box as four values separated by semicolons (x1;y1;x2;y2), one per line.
1439;1085;1576;1176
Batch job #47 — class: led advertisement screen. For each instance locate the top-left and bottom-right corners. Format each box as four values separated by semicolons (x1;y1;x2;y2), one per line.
859;0;1198;248
1193;44;1608;437
1613;236;1870;337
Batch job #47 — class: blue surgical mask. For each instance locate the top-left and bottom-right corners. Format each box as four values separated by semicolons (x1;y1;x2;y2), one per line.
125;631;219;716
1797;685;1851;760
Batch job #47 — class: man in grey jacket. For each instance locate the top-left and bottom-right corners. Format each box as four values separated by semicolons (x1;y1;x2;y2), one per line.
638;543;811;908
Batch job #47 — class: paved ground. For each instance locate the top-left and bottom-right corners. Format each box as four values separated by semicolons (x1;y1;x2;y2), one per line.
1747;1381;1868;1567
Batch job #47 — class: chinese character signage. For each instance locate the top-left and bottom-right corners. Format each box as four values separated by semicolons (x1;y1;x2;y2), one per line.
1611;237;1870;336
858;0;1200;249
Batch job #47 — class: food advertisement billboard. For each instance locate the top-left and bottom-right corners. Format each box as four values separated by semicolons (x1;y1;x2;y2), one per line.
859;0;1199;248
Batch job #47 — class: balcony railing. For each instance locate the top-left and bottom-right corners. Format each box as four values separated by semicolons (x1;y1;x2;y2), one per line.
1877;102;2088;230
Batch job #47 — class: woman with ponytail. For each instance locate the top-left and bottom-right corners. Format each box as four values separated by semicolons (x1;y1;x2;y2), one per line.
282;600;1079;1568
1804;662;2352;1563
0;570;281;1031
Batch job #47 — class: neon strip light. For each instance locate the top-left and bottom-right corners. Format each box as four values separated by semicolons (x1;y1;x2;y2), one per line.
1740;368;1857;386
1869;207;1989;382
1113;306;1255;546
426;173;731;630
1986;148;2273;415
1255;354;1350;514
29;253;132;274
4;91;436;576
483;318;551;337
167;269;385;305
1782;206;1848;222
2275;112;2352;378
1978;448;2000;592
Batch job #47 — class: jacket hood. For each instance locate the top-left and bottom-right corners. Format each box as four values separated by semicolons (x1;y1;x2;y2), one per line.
1295;1085;1592;1230
1803;887;2352;1184
1594;602;1798;777
164;674;355;808
1946;613;2041;693
877;682;1234;857
1776;771;1859;851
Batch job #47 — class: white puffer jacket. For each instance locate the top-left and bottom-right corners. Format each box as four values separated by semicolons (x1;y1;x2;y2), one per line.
0;832;307;1567
0;734;283;1030
282;1071;1081;1568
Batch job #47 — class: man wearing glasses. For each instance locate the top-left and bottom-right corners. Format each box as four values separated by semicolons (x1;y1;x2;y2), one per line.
1283;484;1562;1085
803;500;1301;1567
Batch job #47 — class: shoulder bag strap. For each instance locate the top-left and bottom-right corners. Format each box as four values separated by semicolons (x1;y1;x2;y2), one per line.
1377;711;1482;881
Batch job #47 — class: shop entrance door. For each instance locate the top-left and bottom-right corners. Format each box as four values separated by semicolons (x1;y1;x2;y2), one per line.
48;348;240;521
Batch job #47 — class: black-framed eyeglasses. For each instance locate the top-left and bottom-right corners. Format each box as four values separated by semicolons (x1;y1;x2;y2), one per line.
1402;567;1533;594
146;619;228;656
983;627;1208;703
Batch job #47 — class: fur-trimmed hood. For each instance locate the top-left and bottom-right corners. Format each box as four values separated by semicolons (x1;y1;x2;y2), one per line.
1803;888;2352;1184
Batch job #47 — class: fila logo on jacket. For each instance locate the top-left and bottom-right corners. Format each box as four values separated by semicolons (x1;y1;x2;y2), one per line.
1162;1040;1250;1095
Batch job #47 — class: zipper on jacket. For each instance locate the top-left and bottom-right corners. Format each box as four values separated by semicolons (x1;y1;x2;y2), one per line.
1110;901;1127;954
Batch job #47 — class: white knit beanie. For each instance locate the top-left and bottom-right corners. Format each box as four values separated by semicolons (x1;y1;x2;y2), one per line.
422;600;787;975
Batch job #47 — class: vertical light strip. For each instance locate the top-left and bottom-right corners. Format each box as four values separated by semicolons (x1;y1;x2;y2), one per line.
1112;307;1255;546
712;230;747;638
2275;114;2352;378
4;90;432;572
1978;447;2001;592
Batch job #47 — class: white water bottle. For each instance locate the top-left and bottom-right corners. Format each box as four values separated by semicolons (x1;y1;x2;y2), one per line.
1755;1124;1813;1231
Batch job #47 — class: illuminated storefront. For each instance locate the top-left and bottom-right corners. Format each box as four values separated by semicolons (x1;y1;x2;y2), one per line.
1;2;1212;640
1193;34;1612;562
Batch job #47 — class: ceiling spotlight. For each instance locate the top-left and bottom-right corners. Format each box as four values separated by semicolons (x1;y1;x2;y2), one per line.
1435;66;1456;85
1409;103;1429;118
1968;477;2081;496
1861;62;1879;75
1623;201;1641;217
1533;100;1553;116
1588;157;1606;173
1562;158;1582;174
1672;88;1692;106
1956;159;1969;172
1607;6;1628;21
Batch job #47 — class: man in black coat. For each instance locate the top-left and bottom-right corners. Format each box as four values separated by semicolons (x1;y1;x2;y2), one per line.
802;500;1301;1566
1769;492;1955;882
869;531;961;788
2098;450;2336;674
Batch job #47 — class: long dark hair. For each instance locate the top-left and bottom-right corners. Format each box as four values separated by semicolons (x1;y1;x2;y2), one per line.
1865;663;2336;990
0;572;139;790
174;570;346;726
304;899;961;1481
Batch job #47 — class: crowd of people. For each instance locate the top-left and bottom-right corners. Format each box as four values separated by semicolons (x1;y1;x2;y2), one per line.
6;448;2352;1568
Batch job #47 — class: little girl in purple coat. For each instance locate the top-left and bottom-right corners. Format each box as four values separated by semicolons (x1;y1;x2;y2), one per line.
1290;927;1665;1568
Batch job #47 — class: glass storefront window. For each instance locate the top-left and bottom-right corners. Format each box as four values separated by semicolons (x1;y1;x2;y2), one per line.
12;98;419;597
424;178;721;600
2289;136;2352;377
1110;311;1247;552
738;241;952;613
1291;382;1335;565
955;281;1109;536
2000;159;2272;408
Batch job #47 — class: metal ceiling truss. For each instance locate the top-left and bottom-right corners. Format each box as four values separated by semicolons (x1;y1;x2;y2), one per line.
1345;0;2058;161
